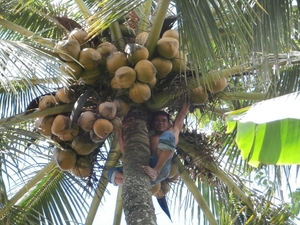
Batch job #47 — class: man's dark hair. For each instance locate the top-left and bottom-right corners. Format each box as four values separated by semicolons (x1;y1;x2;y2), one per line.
152;111;170;121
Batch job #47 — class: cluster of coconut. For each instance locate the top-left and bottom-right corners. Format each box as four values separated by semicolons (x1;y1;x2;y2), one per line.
151;159;180;198
35;87;130;177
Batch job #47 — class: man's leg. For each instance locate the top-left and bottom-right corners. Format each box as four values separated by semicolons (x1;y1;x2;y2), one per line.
142;131;175;182
107;167;124;186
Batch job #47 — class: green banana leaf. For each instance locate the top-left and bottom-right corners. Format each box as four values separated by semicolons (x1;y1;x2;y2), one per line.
225;91;300;167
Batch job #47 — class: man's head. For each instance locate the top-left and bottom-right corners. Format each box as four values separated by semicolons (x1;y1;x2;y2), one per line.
152;111;170;134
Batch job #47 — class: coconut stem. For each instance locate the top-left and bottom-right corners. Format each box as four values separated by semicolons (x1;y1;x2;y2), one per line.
138;0;152;33
0;19;54;48
0;104;74;127
217;92;267;101
0;161;56;218
109;21;126;50
74;0;92;19
85;137;122;225
145;0;171;58
175;157;218;225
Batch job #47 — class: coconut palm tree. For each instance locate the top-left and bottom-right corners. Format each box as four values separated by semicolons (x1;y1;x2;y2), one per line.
0;0;300;225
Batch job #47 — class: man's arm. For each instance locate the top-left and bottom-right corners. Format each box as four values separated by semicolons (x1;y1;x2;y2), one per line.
172;100;190;134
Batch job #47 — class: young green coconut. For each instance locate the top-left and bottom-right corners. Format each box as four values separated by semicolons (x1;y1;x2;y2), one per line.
55;87;76;104
125;43;149;65
93;118;113;139
96;42;117;65
68;28;88;45
190;86;208;104
60;61;83;80
206;77;228;93
106;51;128;74
151;57;173;79
113;99;130;117
156;37;179;59
71;133;99;155
79;48;102;71
135;32;149;46
77;111;97;131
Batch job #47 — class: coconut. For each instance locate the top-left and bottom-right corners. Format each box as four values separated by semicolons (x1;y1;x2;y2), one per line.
110;76;122;90
38;95;57;110
90;130;106;143
113;99;130;117
54;148;77;170
51;115;69;135
114;66;137;88
57;125;79;141
55;87;76;104
71;133;99;155
79;48;102;71
207;77;228;93
68;28;88;45
71;156;92;178
110;117;122;132
155;180;171;198
168;163;179;178
134;60;157;83
96;42;117;65
93;118;113;138
148;76;157;88
98;102;117;120
190;86;208;104
77;111;97;131
128;82;151;103
151;182;161;195
35;116;55;136
172;50;188;73
156;37;179;59
151;57;173;79
106;51;128;74
60;61;83;80
125;43;149;65
81;68;101;85
162;29;179;40
135;32;149;45
55;39;81;61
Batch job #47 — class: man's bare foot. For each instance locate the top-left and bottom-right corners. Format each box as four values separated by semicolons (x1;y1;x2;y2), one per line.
142;166;158;181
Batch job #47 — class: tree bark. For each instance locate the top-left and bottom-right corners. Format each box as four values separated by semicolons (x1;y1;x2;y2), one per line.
122;114;157;225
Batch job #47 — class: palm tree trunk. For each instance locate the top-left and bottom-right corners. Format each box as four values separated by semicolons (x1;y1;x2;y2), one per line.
122;113;157;225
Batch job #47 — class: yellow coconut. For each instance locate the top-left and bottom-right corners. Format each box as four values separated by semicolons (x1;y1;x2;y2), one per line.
98;101;117;120
128;82;151;103
151;182;161;195
125;43;149;65
81;68;101;85
71;156;92;178
110;117;122;132
190;86;208;104
206;77;228;93
135;32;149;46
68;28;88;45
110;76;122;90
113;99;130;117
151;57;173;79
55;39;81;61
114;66;137;88
79;48;102;71
134;60;157;84
154;181;171;198
171;50;188;73
71;133;99;155
54;148;77;170
77;111;97;131
35;116;55;136
51;115;69;135
57;125;79;141
162;29;179;40
156;37;179;59
96;42;117;65
55;87;76;104
148;76;157;88
93;118;113;138
60;61;83;80
106;51;128;74
38;95;57;110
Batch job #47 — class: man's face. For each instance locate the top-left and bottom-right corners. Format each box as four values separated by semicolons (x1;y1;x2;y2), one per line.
153;115;169;133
